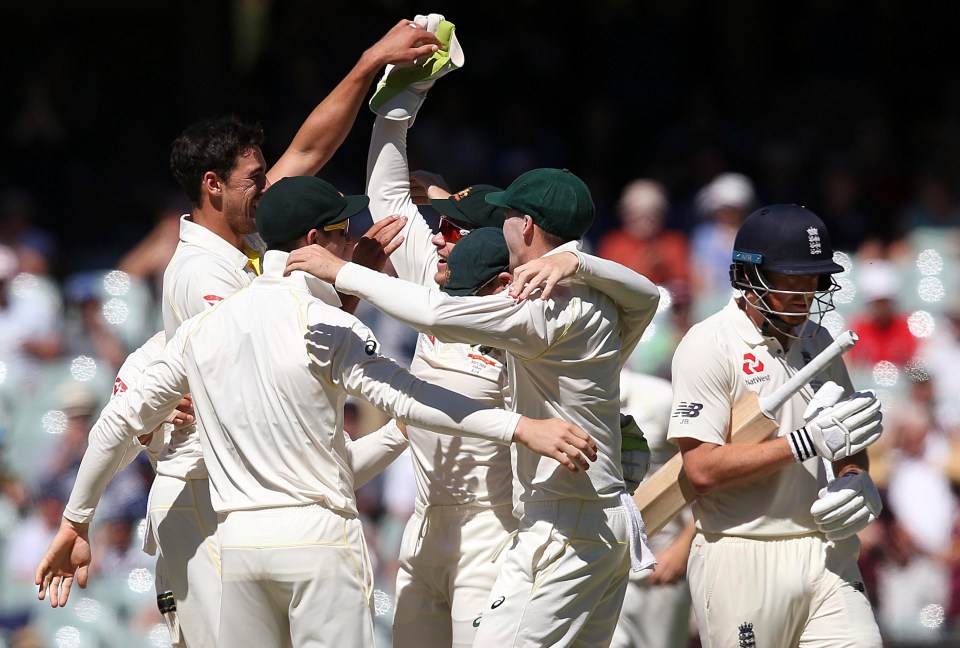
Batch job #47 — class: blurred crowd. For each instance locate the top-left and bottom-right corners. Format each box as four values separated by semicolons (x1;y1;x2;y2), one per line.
0;165;957;647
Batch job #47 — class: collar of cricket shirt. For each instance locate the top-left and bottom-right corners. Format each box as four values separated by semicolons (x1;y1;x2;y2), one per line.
722;297;769;347
258;250;342;307
178;214;262;274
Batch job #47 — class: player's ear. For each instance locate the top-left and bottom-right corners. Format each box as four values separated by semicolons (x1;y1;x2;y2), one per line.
306;228;321;246
202;171;223;198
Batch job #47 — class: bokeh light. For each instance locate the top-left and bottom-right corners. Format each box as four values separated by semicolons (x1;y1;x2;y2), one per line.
103;297;130;325
821;311;845;339
920;603;945;629
55;625;81;648
70;356;97;381
640;323;657;342
917;276;945;303
103;270;131;296
373;589;392;616
656;285;673;313
833;251;853;274
128;567;154;593
916;249;943;276
43;410;68;434
907;310;935;338
75;597;103;622
833;276;856;304
872;361;898;387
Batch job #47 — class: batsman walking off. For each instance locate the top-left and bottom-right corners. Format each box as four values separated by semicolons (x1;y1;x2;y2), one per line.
669;204;885;647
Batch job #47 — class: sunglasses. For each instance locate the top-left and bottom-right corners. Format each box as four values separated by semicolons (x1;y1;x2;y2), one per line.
438;217;470;243
323;218;349;232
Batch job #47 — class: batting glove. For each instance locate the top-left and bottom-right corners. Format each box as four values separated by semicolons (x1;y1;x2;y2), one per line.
810;470;882;541
620;414;650;495
787;381;883;462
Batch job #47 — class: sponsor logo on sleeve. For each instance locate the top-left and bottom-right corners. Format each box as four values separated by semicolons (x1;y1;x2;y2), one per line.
203;294;223;307
364;340;379;356
672;402;704;422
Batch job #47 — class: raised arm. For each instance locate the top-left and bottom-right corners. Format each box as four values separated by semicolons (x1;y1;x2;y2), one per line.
268;20;440;183
366;115;440;285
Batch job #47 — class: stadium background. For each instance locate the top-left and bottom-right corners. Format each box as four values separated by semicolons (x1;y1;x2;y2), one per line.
2;1;960;646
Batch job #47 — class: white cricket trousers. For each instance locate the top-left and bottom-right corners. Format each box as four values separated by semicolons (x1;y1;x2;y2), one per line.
472;498;632;648
218;503;375;648
610;574;691;648
393;501;518;648
147;475;221;648
687;532;882;648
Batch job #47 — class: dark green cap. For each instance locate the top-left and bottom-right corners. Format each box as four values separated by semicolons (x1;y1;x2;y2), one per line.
256;176;369;247
429;184;506;229
485;168;595;241
441;228;510;296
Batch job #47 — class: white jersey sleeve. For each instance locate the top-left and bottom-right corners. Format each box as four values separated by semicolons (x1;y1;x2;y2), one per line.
666;325;735;446
164;256;245;329
64;327;191;523
306;306;520;443
344;420;408;489
112;331;169;471
366;117;438;286
335;263;553;359
570;250;661;360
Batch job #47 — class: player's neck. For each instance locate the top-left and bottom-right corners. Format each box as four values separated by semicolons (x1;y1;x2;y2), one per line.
192;206;245;250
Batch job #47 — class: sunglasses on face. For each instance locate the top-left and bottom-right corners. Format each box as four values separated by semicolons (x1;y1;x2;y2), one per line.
323;219;349;232
438;217;470;243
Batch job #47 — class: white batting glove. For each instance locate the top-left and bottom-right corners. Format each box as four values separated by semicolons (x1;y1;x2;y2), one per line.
810;470;882;541
787;382;883;462
620;414;650;495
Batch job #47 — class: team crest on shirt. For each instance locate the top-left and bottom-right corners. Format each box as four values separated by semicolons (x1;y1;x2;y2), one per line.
203;294;223;307
113;377;128;396
742;353;770;385
738;622;756;647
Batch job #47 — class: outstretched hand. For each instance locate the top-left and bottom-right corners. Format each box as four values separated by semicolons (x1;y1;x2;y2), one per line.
285;244;349;283
36;518;91;608
513;417;598;473
510;252;580;302
366;19;440;69
351;216;407;271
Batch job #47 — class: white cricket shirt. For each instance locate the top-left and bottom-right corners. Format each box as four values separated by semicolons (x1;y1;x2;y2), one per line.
367;117;512;507
335;249;661;509
157;215;264;479
667;299;854;536
65;252;519;521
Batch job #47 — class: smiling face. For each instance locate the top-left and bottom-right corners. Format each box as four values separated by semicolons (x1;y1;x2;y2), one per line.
431;231;457;286
221;147;269;236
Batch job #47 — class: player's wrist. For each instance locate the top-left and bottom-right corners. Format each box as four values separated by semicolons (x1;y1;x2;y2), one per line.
788;427;818;463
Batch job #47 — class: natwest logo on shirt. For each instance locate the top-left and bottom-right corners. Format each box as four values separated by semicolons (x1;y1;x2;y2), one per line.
113;377;128;396
742;352;771;385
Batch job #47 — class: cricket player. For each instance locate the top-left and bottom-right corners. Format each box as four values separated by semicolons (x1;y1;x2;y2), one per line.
33;21;443;647
612;369;694;648
36;176;597;648
668;204;884;647
365;34;519;644
286;167;661;647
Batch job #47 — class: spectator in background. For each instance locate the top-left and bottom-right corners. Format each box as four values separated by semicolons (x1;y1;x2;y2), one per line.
5;479;68;582
62;271;127;373
596;179;689;287
117;198;187;300
877;404;958;642
847;261;919;369
689;173;756;317
40;383;99;488
919;299;960;432
0;244;62;394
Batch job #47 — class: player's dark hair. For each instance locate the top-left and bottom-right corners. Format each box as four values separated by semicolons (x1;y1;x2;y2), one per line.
170;116;265;207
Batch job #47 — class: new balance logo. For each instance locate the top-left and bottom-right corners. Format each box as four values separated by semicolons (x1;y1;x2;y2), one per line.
672;402;704;418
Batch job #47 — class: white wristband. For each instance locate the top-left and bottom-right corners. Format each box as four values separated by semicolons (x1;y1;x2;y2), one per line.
788;427;818;463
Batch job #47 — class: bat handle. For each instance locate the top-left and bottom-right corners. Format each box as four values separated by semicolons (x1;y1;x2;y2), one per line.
758;330;858;419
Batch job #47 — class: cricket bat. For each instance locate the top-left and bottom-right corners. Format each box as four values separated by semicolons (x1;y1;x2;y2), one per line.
633;330;859;538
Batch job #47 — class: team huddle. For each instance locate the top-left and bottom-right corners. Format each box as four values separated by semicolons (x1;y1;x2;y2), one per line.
33;15;886;648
